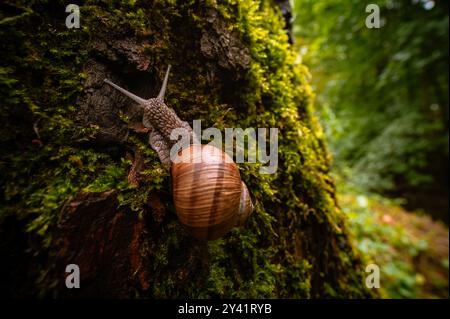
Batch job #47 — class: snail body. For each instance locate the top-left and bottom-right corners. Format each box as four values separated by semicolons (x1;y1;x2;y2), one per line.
104;66;253;240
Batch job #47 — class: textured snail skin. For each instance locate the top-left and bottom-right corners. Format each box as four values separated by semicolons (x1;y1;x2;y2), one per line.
104;66;253;240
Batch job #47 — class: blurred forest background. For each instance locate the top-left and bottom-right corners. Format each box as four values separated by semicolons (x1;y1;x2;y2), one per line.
0;0;447;299
293;0;448;298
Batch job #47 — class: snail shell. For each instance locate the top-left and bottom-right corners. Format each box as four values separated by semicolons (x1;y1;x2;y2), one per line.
171;144;252;240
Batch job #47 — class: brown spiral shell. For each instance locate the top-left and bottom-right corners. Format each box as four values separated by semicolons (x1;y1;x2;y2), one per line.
171;144;247;240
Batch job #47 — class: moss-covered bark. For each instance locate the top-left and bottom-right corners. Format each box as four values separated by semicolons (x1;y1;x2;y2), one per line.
0;0;374;298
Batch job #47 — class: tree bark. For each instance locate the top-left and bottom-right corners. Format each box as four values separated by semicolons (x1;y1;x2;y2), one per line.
0;0;374;298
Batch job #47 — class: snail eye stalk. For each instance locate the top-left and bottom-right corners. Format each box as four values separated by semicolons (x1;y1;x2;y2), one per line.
157;65;171;102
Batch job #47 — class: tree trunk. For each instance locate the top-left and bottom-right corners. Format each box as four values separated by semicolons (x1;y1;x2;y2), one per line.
0;0;374;298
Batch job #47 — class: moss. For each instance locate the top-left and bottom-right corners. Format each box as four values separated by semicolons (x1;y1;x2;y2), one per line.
1;0;373;298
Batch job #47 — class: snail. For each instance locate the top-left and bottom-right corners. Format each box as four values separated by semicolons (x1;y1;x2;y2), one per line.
104;66;253;240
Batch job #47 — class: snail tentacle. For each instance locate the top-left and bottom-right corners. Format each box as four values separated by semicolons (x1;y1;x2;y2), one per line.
103;78;147;106
157;65;171;101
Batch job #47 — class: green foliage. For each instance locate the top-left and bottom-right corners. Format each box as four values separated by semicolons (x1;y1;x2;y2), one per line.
292;0;449;298
340;192;448;298
294;0;449;196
